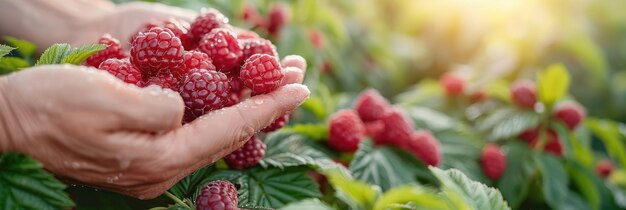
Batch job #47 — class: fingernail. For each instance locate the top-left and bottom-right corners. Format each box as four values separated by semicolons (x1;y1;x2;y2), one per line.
274;84;310;108
282;55;307;70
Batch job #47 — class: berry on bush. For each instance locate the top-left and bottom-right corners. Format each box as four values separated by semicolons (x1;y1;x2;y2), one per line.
196;180;238;210
240;54;284;94
179;68;231;122
328;109;366;153
262;113;289;132
130;27;185;76
198;28;243;72
440;73;465;96
85;34;127;67
354;89;391;122
510;80;537;109
518;126;539;145
553;101;586;130
373;108;414;146
267;3;290;36
143;73;180;90
544;130;564;157
225;136;266;169
404;130;441;166
189;8;229;43
480;144;507;180
596;159;614;178
98;58;141;86
364;121;385;138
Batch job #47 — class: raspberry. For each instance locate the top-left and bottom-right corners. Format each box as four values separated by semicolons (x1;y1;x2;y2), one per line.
440;73;465;96
544;130;564;157
224;136;266;169
130;27;185;76
364;121;384;138
143;73;180;90
236;29;261;40
510;80;537;109
262;114;289;132
227;71;245;94
308;29;325;50
98;58;142;86
267;3;290;36
480;144;506;180
241;4;265;28
85;34;127;67
131;18;192;49
241;38;278;61
240;54;284;94
189;8;229;43
596;159;614;178
195;180;238;210
171;51;216;78
354;89;391;122
198;28;243;72
553;101;586;130
518;127;539;145
327;109;366;153
404;131;441;166
372;108;414;146
179;68;231;122
224;93;240;107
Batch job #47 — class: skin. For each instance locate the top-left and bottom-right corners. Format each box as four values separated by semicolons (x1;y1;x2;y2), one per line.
0;0;311;199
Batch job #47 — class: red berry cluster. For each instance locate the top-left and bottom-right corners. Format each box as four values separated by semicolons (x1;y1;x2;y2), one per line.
196;180;238;210
480;144;507;180
327;89;442;166
438;73;488;103
239;3;291;37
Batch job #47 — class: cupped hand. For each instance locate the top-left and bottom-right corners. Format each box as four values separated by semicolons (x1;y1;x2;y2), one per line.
0;55;308;199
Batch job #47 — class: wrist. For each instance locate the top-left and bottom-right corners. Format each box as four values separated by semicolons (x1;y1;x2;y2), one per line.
0;76;16;152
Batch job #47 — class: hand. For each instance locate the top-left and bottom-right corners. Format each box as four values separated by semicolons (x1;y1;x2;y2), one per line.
0;55;308;199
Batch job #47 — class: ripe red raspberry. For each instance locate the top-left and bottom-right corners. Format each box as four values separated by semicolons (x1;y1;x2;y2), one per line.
354;89;391;122
372;108;414;146
262;114;290;132
195;180;238;210
543;130;564;156
236;29;261;40
179;68;231;122
553;101;586;130
596;159;614;178
198;28;243;72
510;80;537;109
225;136;266;169
327;110;366;153
404;130;441;166
364;121;384;138
308;29;325;50
224;93;240;107
130;27;185;76
241;38;278;61
171;51;216;78
241;4;266;28
518;126;539;145
267;3;290;36
227;71;245;94
440;73;465;96
85;34;127;67
480;144;507;180
143;73;180;90
131;18;192;49
98;58;142;86
240;54;284;94
189;8;229;43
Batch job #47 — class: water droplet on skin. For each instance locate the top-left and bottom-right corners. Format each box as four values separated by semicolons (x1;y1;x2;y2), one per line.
70;162;81;169
119;159;131;170
138;195;145;200
253;98;264;105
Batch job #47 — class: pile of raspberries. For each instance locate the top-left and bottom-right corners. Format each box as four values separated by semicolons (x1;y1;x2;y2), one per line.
84;9;292;210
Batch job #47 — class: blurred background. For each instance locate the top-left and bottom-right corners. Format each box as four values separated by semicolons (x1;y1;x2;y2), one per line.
112;0;626;122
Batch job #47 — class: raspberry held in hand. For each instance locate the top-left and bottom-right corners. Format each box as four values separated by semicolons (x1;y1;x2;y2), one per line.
240;54;284;94
86;34;127;67
241;38;278;61
404;131;442;166
172;51;216;78
130;27;185;76
131;18;191;49
143;73;180;90
262;113;290;132
480;144;507;180
196;180;238;210
198;28;243;72
98;58;142;86
179;68;231;122
553;101;586;130
510;80;537;109
354;89;391;122
189;8;229;43
224;136;266;169
328;109;366;153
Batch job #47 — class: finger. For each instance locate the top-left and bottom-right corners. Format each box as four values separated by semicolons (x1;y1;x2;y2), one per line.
281;55;307;70
112;84;184;133
281;66;304;85
160;83;310;165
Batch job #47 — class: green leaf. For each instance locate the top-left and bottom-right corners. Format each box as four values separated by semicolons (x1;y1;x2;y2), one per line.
587;118;626;168
281;123;329;141
607;183;626;209
0;57;29;74
279;199;333;210
0;153;75;210
325;168;380;209
261;131;337;169
476;107;540;141
496;142;535;208
350;139;433;191
430;167;511;210
566;160;608;210
407;107;456;131
534;152;568;209
372;185;448;210
60;44;106;65
236;166;321;209
168;165;215;198
35;43;72;65
0;44;14;59
537;63;570;107
559;191;592;210
4;36;37;57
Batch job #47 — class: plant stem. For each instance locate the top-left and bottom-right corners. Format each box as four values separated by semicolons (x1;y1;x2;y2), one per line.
164;191;191;209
